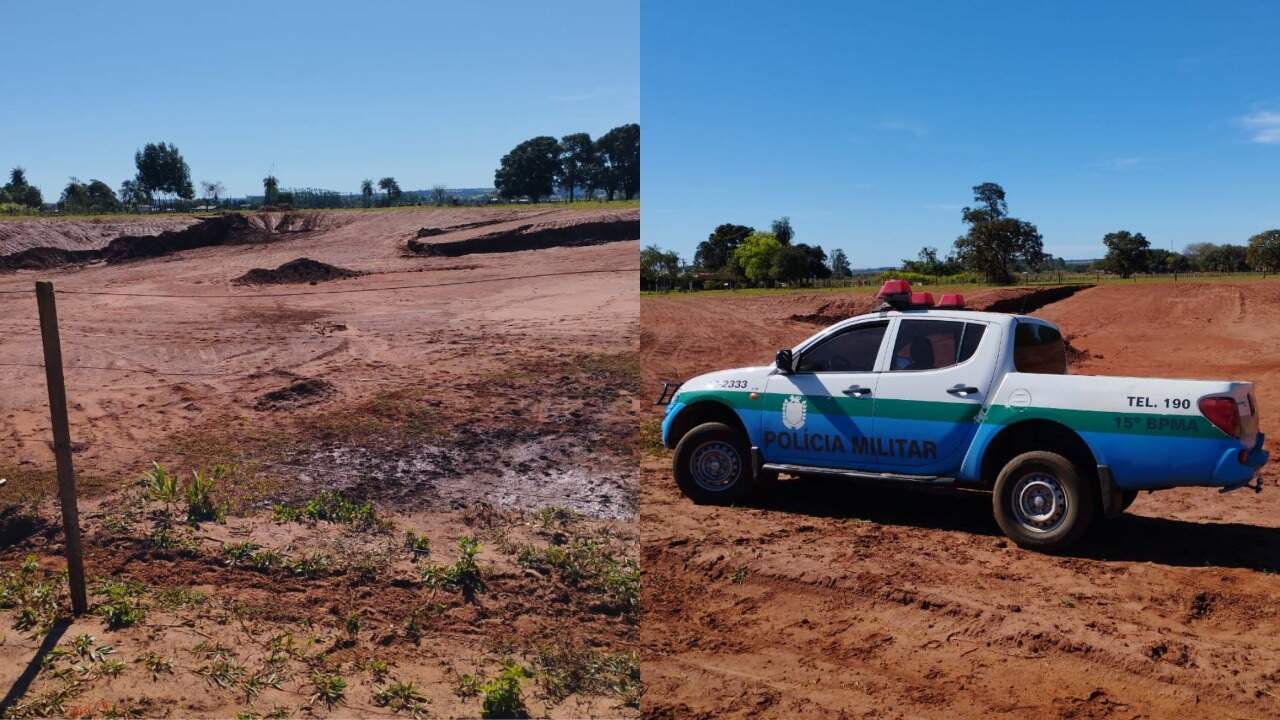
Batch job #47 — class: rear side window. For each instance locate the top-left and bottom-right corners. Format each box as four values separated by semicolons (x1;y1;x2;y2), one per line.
1014;322;1067;374
798;321;887;372
889;320;986;371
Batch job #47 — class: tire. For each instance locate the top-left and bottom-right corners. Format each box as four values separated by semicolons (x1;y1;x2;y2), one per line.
992;450;1096;552
1119;490;1139;512
673;422;754;504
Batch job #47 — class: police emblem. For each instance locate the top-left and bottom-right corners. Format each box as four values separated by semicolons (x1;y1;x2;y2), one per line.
781;394;807;430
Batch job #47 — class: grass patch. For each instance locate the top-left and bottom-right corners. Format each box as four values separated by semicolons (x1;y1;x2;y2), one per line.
533;644;641;708
517;537;640;611
639;418;665;456
0;555;68;632
272;490;382;529
92;577;148;630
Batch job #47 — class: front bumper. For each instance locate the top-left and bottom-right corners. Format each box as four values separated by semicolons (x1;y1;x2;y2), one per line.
1213;432;1270;489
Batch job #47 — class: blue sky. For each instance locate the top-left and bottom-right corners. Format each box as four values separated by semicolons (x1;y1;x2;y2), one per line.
643;1;1280;266
1;1;638;198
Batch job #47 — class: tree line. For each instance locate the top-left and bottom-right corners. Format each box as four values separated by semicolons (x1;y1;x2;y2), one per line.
494;123;639;202
3;126;639;215
643;180;1280;291
642;217;853;290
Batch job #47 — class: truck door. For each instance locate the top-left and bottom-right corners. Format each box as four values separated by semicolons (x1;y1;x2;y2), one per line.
761;320;888;469
871;318;997;474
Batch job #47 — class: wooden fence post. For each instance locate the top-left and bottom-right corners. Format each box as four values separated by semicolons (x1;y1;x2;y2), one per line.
34;281;88;616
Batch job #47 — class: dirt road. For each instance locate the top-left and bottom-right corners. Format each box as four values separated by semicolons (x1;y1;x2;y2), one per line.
640;282;1280;719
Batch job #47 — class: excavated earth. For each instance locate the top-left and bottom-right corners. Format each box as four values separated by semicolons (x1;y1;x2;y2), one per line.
640;282;1280;719
0;205;640;718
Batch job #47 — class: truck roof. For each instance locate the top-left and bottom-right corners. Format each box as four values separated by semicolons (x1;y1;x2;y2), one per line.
842;307;1052;327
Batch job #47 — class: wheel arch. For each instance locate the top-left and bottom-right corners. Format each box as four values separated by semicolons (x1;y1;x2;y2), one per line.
976;419;1100;490
665;400;750;450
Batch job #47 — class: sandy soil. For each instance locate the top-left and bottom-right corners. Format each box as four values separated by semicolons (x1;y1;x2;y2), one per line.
640;282;1280;719
0;205;640;717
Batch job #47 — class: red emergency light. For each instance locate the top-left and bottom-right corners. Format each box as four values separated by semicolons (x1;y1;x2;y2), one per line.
910;291;935;307
876;279;912;299
936;293;966;309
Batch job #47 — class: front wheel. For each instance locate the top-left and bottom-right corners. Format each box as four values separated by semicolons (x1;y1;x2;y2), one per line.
993;450;1096;552
673;422;755;504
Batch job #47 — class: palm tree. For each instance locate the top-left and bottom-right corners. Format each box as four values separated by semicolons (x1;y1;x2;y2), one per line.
360;179;374;208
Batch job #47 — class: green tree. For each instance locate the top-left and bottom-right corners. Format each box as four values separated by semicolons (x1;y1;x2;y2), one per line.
361;179;374;208
133;142;194;201
1246;229;1280;273
431;185;448;206
777;243;830;280
694;223;754;272
60;178;119;213
378;177;402;205
733;232;783;284
118;179;148;208
263;175;280;205
1183;242;1218;271
902;246;960;275
557;132;595;202
641;245;682;289
595;123;639;200
952;182;1044;284
495;136;561;202
771;217;794;245
829;248;852;278
2;167;43;208
1202;244;1249;272
1101;230;1151;278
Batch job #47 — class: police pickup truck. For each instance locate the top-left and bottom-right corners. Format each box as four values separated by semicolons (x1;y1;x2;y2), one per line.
658;280;1269;551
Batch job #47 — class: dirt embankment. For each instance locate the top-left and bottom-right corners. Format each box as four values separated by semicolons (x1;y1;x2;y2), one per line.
408;211;639;257
640;281;1280;719
790;284;1093;325
0;216;200;256
0;212;345;271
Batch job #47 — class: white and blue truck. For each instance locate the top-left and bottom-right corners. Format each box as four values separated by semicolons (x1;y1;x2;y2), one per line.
658;280;1269;551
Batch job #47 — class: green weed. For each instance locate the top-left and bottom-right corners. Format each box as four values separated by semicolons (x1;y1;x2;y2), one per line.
92;577;148;629
419;536;486;598
309;671;347;707
480;660;530;719
373;680;429;716
272;490;381;529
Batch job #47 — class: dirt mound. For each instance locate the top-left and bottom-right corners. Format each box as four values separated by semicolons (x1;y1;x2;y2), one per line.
0;245;102;271
408;216;639;256
415;218;510;238
254;377;336;410
103;213;266;262
789;295;883;324
235;257;362;285
0;215;199;256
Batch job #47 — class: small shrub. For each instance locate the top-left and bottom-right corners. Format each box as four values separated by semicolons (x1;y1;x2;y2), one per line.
142;463;179;504
310;671;347;707
480;661;529;719
403;530;431;558
186;466;227;523
373;680;429;715
273;490;380;529
93;577;148;630
419;536;486;598
139;653;175;679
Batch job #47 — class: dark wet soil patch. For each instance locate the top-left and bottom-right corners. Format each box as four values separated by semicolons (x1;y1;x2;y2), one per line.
407;218;639;257
254;377;336;411
976;284;1093;314
0;246;102;271
235;257;362;285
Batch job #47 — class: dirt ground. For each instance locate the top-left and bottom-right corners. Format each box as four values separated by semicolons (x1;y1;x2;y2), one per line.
0;205;640;718
640;281;1280;719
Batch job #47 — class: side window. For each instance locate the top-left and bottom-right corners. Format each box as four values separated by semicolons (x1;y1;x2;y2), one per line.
957;323;986;363
797;322;887;373
889;319;974;372
1014;322;1067;374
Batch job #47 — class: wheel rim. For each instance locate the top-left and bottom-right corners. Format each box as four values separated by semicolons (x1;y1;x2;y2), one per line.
689;440;742;492
1010;471;1068;533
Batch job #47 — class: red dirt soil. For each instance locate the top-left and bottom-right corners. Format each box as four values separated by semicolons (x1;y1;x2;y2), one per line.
640;282;1280;719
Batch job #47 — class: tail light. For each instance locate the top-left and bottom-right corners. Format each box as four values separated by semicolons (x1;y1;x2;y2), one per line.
1198;396;1240;438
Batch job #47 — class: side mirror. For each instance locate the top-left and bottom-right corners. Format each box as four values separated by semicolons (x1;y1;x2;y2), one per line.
775;348;794;374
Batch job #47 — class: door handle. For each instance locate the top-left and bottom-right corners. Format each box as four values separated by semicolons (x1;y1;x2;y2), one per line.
947;384;979;397
842;385;872;397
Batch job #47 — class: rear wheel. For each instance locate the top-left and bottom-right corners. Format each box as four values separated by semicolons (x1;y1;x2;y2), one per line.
993;450;1096;552
673;422;754;504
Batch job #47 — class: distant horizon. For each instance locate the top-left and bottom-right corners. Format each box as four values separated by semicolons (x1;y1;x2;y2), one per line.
2;1;638;200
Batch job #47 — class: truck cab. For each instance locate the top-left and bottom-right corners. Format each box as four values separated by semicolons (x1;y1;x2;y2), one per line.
660;280;1269;551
